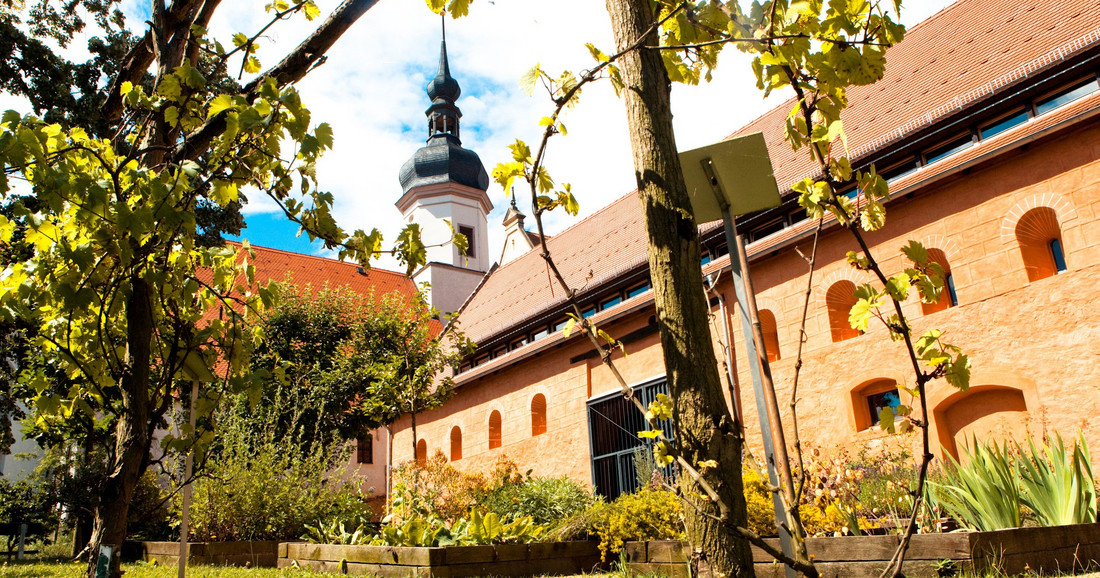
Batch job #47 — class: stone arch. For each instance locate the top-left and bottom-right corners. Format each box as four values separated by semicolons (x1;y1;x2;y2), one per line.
817;268;871;310
916;234;963;264
530;393;547;436
1013;207;1068;281
850;378;903;432
1000;193;1077;244
932;384;1031;460
488;409;503;450
450;425;463;461
921;247;956;315
416;438;428;466
758;308;781;362
825;280;862;343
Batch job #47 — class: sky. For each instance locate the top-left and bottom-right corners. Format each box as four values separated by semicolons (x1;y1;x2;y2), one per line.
4;0;959;271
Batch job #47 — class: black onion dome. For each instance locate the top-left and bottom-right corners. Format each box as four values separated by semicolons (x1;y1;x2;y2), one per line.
399;136;490;194
398;35;488;195
426;41;461;103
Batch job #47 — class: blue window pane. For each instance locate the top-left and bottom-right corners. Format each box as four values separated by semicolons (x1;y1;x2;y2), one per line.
946;273;958;307
552;319;570;332
582;307;596;318
882;161;919;182
626;283;650;299
1036;80;1099;116
1050;239;1067;273
700;254;712;266
925;135;973;165
980;109;1028;139
600;296;622;310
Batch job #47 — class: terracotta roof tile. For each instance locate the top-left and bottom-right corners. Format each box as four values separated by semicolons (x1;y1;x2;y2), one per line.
226;241;417;298
730;0;1100;190
456;0;1100;345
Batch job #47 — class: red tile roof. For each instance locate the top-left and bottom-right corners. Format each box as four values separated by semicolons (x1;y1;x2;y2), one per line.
731;0;1100;190
219;242;442;335
227;241;419;299
455;0;1100;346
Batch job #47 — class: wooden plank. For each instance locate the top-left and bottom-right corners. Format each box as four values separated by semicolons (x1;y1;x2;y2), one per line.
903;533;971;560
493;544;529;562
286;543;410;565
392;546;445;566
805;535;900;561
441;545;494;565
970;523;1100;557
622;541;647;563
648;540;687;563
626;562;689;578
444;559;543;577
528;541;600;559
756;560;942;578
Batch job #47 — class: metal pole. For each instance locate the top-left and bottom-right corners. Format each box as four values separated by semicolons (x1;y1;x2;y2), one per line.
178;379;198;578
702;159;796;578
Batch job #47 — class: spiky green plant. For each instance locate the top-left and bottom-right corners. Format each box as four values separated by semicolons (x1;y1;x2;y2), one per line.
1015;433;1096;527
931;439;1021;531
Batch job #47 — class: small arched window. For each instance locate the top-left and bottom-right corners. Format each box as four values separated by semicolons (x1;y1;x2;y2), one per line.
450;426;462;461
415;439;427;466
826;280;862;343
1015;207;1067;282
488;410;502;450
759;309;781;362
850;379;902;431
531;394;547;436
921;248;957;315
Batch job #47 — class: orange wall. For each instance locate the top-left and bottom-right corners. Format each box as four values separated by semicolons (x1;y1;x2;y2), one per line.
389;117;1100;486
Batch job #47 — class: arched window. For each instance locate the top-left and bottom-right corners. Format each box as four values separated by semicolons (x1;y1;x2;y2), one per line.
1015;207;1067;282
850;379;901;431
488;410;502;450
933;385;1029;460
921;248;957;315
826;280;862;342
450;426;462;461
759;309;781;362
415;439;427;466
531;394;547;436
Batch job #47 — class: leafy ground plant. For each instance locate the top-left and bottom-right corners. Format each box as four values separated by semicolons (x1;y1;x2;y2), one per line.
931;439;1021;531
1015;433;1096;527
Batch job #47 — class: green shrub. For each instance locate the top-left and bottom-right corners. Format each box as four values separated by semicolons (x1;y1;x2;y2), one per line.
1015;433;1096;527
389;451;523;524
127;470;172;540
931;438;1021;531
178;419;370;542
483;475;595;526
591;488;683;561
0;476;57;546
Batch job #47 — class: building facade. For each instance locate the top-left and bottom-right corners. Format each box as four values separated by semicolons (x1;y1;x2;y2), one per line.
374;0;1100;499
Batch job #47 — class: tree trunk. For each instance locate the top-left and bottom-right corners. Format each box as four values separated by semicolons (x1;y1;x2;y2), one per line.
603;1;755;576
85;278;155;578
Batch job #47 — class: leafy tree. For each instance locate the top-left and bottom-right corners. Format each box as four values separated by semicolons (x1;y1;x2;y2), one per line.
0;2;434;576
231;283;471;457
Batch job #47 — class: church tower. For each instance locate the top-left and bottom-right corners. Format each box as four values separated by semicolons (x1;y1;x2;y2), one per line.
396;31;492;316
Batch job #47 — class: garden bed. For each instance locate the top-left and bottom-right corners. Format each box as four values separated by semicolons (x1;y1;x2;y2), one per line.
123;540;280;568
276;540;603;577
625;523;1100;577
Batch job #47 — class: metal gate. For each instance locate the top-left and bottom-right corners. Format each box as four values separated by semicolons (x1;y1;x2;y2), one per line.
586;378;675;499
